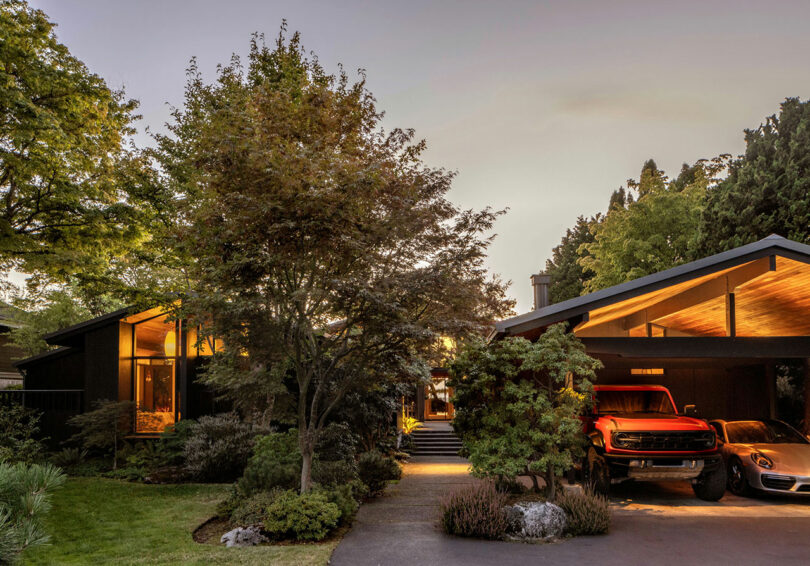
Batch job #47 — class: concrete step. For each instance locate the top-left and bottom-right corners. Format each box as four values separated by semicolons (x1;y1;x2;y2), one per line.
408;425;463;457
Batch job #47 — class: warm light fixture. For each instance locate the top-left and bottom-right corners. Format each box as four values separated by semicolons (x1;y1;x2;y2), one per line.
630;368;665;375
164;330;176;357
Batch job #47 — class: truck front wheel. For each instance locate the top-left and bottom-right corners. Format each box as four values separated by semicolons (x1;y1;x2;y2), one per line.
584;447;610;496
692;459;726;501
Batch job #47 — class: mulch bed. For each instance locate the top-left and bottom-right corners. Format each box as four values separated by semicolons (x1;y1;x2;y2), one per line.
192;516;231;544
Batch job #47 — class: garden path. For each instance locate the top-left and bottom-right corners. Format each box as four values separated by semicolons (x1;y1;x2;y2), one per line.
330;456;810;566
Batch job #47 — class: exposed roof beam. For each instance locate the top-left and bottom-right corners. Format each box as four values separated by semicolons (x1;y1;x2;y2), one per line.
579;256;774;334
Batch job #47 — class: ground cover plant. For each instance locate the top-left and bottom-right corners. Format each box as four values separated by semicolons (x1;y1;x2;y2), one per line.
440;481;509;540
555;488;610;536
21;478;337;565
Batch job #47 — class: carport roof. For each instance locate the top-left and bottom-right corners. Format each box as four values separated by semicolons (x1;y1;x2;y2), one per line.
493;235;810;339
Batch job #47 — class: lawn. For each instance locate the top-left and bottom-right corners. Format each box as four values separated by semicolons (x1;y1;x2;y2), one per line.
23;477;337;565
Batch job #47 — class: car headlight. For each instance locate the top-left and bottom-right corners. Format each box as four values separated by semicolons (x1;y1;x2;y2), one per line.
751;452;773;469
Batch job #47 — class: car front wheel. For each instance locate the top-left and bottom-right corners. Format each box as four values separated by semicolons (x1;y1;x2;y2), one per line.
727;457;750;496
692;459;726;501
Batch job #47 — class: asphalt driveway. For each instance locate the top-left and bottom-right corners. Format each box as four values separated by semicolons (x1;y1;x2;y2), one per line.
330;456;810;566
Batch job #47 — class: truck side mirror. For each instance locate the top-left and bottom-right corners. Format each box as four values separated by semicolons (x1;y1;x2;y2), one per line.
683;404;698;417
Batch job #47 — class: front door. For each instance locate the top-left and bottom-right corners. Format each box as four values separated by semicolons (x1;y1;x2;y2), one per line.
425;376;453;420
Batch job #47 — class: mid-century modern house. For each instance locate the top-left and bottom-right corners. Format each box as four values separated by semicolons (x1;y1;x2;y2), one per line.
12;306;224;438
0;305;24;389
494;234;810;427
9;234;810;437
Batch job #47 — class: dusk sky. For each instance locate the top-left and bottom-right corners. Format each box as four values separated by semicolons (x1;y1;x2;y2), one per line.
33;0;810;313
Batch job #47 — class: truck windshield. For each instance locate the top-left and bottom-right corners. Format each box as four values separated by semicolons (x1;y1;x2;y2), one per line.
595;390;676;415
725;421;809;444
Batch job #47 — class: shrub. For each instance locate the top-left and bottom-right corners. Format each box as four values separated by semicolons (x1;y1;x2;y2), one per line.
49;448;87;470
556;488;610;536
0;462;66;563
239;430;300;495
440;481;508;539
155;419;196;467
357;450;401;496
184;413;263;482
318;484;359;526
316;422;358;463
230;489;282;527
0;404;45;465
66;400;134;470
263;490;341;541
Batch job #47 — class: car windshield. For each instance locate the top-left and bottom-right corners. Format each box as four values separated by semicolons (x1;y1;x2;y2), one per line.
725;421;809;444
595;390;676;415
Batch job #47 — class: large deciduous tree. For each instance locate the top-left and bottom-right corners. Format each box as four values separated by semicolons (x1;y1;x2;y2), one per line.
699;97;810;254
448;324;602;501
159;30;513;492
0;0;161;292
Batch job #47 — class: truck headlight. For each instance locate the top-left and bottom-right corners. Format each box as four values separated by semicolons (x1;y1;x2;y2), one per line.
751;452;773;469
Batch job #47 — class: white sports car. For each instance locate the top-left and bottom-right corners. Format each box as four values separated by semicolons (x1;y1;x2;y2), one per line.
709;419;810;496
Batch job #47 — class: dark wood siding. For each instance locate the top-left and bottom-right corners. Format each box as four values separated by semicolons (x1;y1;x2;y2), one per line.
83;322;120;410
22;349;84;390
593;356;770;421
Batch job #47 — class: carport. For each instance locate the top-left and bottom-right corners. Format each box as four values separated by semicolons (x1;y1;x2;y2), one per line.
494;235;810;429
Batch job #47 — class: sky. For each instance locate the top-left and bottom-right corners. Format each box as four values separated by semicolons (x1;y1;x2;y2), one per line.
30;0;810;313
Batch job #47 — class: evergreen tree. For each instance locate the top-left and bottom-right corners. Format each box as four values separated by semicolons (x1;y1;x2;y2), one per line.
699;97;810;254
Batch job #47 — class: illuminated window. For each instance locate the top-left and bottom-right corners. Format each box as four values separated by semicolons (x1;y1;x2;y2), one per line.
630;368;665;376
133;316;177;433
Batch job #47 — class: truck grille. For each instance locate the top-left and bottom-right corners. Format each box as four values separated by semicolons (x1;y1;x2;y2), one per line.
761;474;796;491
611;431;715;451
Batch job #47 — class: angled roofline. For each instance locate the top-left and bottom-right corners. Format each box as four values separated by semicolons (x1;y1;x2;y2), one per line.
43;306;135;346
494;235;810;339
14;346;76;368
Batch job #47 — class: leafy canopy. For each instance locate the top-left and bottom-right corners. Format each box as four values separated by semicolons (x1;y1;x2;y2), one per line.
449;324;602;500
0;0;164;297
158;28;513;491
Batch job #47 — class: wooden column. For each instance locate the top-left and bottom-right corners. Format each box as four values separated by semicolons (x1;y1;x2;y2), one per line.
725;292;736;337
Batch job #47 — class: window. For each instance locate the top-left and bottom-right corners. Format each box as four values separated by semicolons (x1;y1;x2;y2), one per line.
630;368;665;376
133;316;178;433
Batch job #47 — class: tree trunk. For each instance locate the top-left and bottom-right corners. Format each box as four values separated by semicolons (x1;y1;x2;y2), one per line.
530;474;540;493
545;464;556;502
300;448;313;493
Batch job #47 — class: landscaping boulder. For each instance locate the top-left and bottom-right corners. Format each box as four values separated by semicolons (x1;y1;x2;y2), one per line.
220;526;268;547
504;502;567;540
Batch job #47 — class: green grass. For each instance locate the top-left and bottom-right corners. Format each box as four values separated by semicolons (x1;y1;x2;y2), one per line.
23;477;337;565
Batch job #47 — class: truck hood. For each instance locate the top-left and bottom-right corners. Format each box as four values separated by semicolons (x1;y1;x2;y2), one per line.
601;415;709;432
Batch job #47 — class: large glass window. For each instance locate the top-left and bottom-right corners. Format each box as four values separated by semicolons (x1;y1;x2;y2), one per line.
133;316;178;433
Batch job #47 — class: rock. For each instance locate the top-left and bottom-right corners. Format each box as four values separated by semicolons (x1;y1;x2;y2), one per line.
504;502;567;540
220;526;268;547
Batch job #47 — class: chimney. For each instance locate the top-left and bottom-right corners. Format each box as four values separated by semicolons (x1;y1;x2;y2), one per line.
531;273;551;310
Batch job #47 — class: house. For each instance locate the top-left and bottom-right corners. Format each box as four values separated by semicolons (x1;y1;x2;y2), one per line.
13;306;223;439
15;234;810;438
494;234;810;430
0;304;24;389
